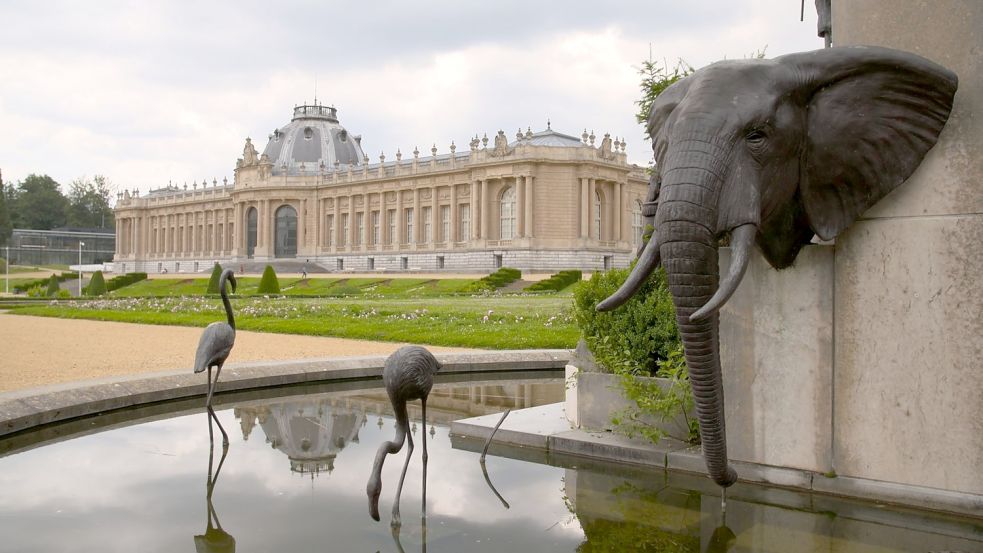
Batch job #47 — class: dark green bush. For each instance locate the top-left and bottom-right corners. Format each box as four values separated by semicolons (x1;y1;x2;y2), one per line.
106;272;147;292
13;271;81;293
257;265;280;294
526;270;582;292
206;263;223;294
572;266;679;376
466;267;521;292
85;271;107;296
45;275;60;297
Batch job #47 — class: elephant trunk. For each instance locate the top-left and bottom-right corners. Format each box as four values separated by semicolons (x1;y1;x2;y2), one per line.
658;136;738;487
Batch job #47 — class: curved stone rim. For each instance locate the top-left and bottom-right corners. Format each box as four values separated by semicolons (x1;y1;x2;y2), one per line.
0;349;571;440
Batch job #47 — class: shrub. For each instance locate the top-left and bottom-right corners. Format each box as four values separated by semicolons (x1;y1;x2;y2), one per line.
526;270;582;292
106;272;147;292
206;263;223;294
572;266;697;444
466;267;521;292
13;271;81;293
573;266;679;375
257;265;280;294
85;271;107;296
45;275;60;297
26;284;46;297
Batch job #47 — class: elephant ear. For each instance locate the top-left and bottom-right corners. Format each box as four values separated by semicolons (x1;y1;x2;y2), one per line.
648;75;693;171
779;46;957;240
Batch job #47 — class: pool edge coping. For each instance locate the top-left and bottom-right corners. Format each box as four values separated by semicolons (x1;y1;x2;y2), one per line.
0;349;571;438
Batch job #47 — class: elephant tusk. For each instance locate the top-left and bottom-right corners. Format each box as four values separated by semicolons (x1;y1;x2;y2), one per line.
690;224;756;322
597;230;662;312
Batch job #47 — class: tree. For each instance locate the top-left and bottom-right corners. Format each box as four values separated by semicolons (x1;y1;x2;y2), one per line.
635;57;694;135
257;265;280;294
85;270;107;296
67;175;115;229
206;263;223;294
0;177;12;246
45;274;60;297
14;174;68;230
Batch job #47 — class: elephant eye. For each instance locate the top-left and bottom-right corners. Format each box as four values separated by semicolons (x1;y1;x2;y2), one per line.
745;129;767;144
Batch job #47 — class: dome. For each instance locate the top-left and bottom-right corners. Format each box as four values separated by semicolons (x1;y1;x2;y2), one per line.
261;103;367;175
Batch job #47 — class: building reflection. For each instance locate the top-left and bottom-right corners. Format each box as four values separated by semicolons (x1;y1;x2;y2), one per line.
235;401;364;476
234;379;562;476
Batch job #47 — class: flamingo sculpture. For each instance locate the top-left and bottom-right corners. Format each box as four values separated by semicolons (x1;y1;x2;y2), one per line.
194;268;237;445
366;345;441;527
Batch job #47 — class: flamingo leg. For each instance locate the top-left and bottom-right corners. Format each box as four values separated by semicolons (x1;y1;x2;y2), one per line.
206;364;229;446
421;397;428;521
391;421;414;528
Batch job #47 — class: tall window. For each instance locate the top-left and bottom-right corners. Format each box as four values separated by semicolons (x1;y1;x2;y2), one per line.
355;213;364;246
500;187;516;240
422;206;432;243
326;214;334;247
631;200;643;247
341;213;349;246
440;205;450;242
246;207;257;258
371;211;380;245
405;208;414;244
593;191;602;240
387;209;396;245
274;205;297;257
459;204;471;240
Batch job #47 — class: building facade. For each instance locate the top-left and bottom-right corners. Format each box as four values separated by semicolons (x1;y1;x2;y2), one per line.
9;227;115;266
114;103;648;273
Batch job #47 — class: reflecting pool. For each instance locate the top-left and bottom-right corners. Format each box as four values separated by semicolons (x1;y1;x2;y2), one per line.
0;374;980;552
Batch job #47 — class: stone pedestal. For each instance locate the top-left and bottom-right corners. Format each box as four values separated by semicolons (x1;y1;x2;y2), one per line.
719;246;834;474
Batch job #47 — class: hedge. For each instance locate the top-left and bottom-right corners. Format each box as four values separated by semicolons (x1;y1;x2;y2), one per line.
13;271;81;293
465;267;521;292
526;270;582;292
106;272;147;292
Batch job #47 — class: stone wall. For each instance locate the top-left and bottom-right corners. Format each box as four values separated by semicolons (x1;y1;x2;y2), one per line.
719;0;982;499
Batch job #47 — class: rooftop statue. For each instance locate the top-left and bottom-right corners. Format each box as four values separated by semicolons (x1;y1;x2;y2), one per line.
598;46;957;488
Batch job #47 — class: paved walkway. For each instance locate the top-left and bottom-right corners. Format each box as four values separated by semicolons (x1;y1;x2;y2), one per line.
0;313;473;393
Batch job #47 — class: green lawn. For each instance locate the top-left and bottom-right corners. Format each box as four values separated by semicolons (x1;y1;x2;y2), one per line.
8;294;578;349
111;276;477;298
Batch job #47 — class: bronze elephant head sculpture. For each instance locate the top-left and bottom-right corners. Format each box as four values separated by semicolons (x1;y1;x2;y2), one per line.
599;46;957;487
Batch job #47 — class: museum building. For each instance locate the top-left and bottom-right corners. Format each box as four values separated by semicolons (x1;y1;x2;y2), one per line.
113;103;648;273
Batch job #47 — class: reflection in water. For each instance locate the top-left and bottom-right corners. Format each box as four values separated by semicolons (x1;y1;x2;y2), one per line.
194;413;235;553
234;399;365;476
479;409;511;510
1;376;981;553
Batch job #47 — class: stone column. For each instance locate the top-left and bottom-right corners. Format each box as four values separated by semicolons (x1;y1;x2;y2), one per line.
396;192;404;245
614;181;623;242
517;176;526;238
479;179;488;239
525;175;534;238
450;184;458;243
431;186;439;244
333;196;341;251
588;178;597;239
413;188;421;244
348;195;356;248
470;180;479;240
580;177;589;238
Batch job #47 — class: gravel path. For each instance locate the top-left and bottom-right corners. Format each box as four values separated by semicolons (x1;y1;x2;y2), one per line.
0;312;473;393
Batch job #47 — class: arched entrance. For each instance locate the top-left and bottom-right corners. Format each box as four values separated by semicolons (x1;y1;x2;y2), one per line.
275;205;298;258
246;207;258;258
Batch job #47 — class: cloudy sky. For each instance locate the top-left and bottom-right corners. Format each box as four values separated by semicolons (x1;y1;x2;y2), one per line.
0;0;824;197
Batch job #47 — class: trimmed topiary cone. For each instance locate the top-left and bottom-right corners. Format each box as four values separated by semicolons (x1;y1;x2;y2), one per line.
45;275;60;297
257;265;280;294
206;263;223;294
86;270;107;296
